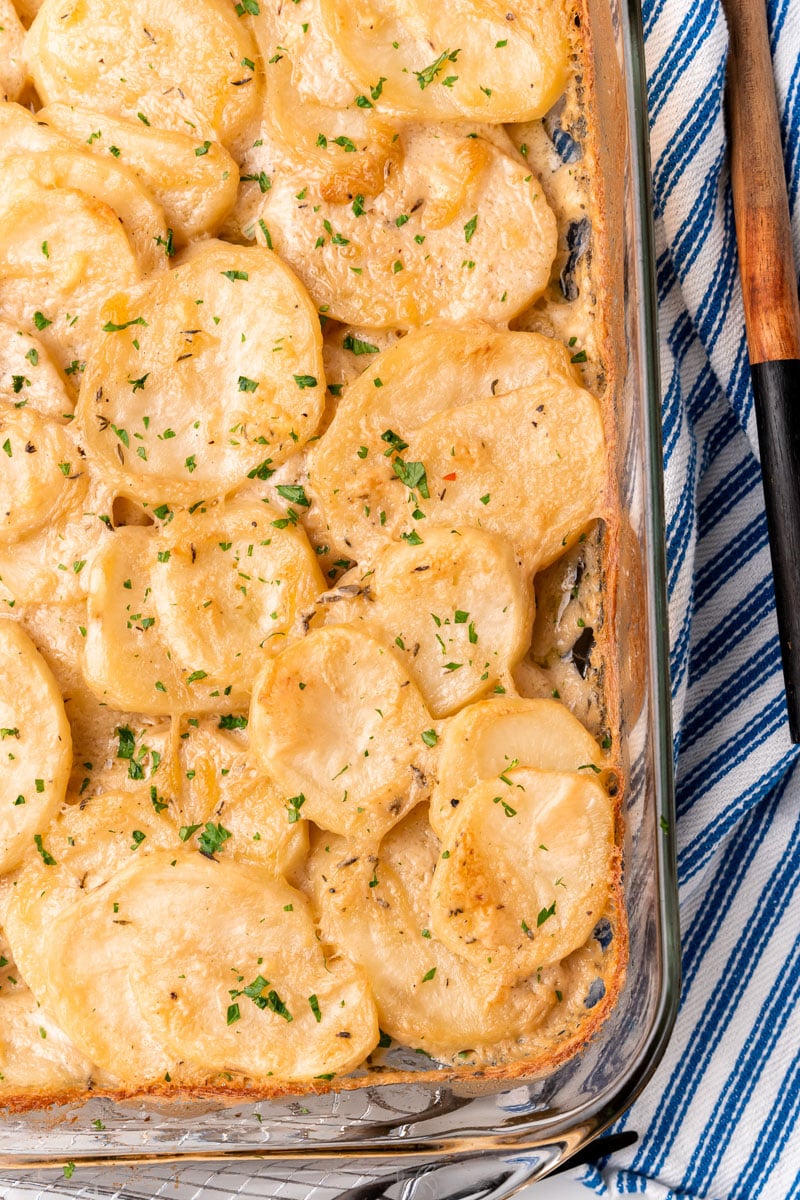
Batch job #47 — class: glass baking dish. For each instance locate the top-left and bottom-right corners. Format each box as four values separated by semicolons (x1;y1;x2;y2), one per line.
0;0;679;1194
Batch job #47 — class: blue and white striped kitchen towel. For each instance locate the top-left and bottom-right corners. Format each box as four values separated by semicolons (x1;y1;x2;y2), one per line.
574;0;800;1196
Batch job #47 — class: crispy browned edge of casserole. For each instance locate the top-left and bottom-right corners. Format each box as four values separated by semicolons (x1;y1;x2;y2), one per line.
2;0;637;1115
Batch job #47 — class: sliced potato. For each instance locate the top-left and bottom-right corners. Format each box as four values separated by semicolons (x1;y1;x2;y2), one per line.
0;447;114;605
430;767;613;978
309;326;604;571
307;808;554;1057
27;0;259;149
249;626;433;843
39;104;239;244
430;696;603;837
316;0;570;124
77;241;325;505
0;319;74;416
0;619;71;873
0;103;168;274
113;851;379;1081
0;403;86;542
83;502;323;715
150;719;309;880
321;527;533;717
0;1;26;101
252;123;556;328
0;173;140;371
0;990;92;1093
403;381;605;570
152;503;325;687
3;788;180;1002
41;882;174;1082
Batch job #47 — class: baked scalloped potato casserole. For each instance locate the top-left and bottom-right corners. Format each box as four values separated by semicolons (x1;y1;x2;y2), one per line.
0;0;627;1105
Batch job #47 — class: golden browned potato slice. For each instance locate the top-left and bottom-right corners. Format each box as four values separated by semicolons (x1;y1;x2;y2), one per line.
0;990;92;1093
77;241;325;506
308;325;604;572
315;0;570;124
307;807;554;1057
0;1;26;100
39;104;239;244
321;527;533;718
0;400;115;604
0;403;85;542
164;721;309;880
430;767;613;979
0;619;71;874
26;0;259;150
114;851;379;1081
0;103;168;274
430;696;604;838
3;788;181;1003
251;124;556;328
0;174;141;372
0;319;74;416
82;502;324;716
152;503;325;686
249;626;433;843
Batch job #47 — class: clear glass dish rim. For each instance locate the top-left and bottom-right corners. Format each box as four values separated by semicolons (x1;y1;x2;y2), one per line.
0;0;681;1176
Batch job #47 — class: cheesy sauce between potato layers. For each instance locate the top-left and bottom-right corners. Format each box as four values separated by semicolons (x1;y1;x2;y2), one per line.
0;0;625;1101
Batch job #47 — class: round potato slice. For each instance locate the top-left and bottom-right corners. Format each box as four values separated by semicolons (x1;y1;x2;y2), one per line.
430;696;604;838
0;1;27;101
307;808;554;1058
0;103;168;274
3;788;180;1002
0;320;74;416
249;626;433;843
430;767;614;979
308;322;579;556
0;990;92;1093
253;123;556;328
309;329;604;572
77;241;325;505
0;403;86;543
41;882;174;1083
316;0;570;124
321;527;533;718
0;174;140;372
83;503;323;715
165;721;309;880
152;503;325;688
0;619;71;873
39;104;239;244
402;381;605;570
26;0;259;149
110;851;379;1081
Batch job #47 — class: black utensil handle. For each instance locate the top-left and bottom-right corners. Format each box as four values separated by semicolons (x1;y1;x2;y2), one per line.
752;358;800;742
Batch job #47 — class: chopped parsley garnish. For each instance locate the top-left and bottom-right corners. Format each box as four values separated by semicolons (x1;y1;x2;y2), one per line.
308;994;322;1022
219;714;248;730
293;374;318;389
276;484;310;507
414;48;460;90
33;311;52;330
286;793;306;824
102;316;147;333
342;334;379;355
238;375;259;392
537;901;557;927
421;967;436;982
421;729;438;747
195;141;212;156
197;822;232;856
464;214;478;243
34;834;56;866
393;459;429;497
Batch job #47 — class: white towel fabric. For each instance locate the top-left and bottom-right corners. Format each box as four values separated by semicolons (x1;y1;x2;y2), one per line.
571;0;800;1195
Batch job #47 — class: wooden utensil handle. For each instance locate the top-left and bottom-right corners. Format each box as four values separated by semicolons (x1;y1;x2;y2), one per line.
725;0;800;363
